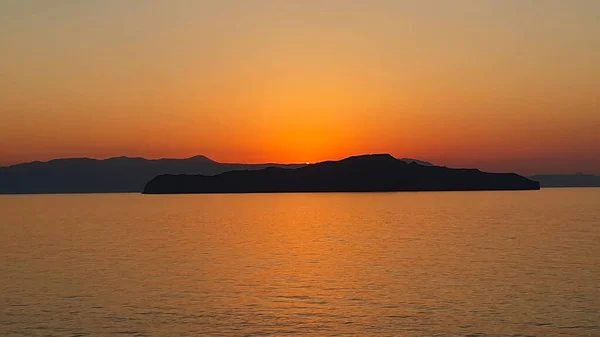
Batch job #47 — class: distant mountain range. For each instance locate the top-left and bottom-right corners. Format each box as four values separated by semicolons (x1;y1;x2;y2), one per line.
143;154;539;194
3;154;596;194
0;155;433;194
0;156;303;194
530;174;600;188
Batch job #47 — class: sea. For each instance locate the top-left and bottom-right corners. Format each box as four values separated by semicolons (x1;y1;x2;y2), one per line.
1;188;598;336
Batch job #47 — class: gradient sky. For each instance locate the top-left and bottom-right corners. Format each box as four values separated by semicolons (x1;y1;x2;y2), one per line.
1;0;599;174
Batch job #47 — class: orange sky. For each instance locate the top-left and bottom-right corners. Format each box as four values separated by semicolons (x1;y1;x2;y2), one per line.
1;1;599;174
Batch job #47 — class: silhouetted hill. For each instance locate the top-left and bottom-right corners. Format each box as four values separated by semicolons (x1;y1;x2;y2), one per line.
0;156;303;194
530;174;600;188
143;154;539;194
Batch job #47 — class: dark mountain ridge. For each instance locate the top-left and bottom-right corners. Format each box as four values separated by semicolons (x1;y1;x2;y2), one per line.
143;154;539;194
0;155;303;194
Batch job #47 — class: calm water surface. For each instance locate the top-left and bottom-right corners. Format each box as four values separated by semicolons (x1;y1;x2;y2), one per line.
1;189;599;336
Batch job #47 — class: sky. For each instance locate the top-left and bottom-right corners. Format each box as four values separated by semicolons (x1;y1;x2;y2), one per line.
1;0;599;174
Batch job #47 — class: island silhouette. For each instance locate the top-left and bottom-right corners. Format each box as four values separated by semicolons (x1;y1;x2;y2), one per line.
143;154;540;194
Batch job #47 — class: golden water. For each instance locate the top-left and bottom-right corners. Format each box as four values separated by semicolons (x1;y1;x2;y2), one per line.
1;189;598;336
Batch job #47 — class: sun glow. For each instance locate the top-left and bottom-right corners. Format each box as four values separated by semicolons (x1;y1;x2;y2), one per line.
0;1;599;173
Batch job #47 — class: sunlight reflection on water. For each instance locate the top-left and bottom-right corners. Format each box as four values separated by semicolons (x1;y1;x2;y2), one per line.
1;189;599;336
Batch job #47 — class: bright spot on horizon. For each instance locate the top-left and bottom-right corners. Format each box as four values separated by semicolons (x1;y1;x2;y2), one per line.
306;162;310;165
